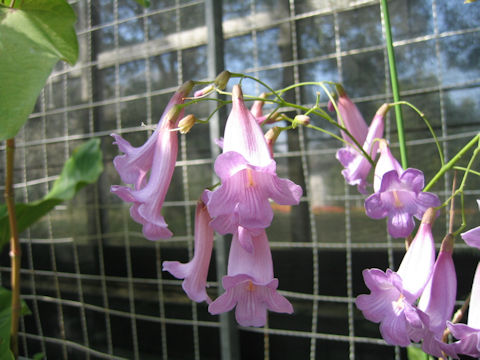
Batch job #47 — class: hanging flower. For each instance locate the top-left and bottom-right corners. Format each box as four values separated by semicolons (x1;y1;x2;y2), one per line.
328;85;368;146
162;192;214;303
206;85;302;249
461;199;480;249
364;140;441;238
355;209;437;346
447;262;480;358
336;104;387;194
111;81;194;240
208;230;293;327
416;234;458;358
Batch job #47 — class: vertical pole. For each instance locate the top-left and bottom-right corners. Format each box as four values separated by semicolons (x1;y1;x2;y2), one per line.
205;1;240;359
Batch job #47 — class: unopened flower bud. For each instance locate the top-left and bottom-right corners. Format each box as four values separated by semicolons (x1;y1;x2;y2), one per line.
264;126;282;158
251;92;268;119
292;114;310;128
194;84;215;98
178;114;197;134
263;111;281;124
214;70;231;90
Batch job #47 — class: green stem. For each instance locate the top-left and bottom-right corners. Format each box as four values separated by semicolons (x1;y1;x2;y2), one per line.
453;166;480;177
380;0;407;168
424;133;480;192
390;101;444;166
4;138;20;359
453;144;480;236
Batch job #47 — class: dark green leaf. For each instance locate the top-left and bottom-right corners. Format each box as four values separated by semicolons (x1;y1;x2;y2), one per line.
0;0;79;140
0;286;30;360
0;139;103;250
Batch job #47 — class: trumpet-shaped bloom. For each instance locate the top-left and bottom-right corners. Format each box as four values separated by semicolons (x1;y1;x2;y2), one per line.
206;85;302;245
162;193;214;303
365;141;440;238
355;210;436;345
461;200;480;249
447;262;480;358
417;236;458;358
328;87;368;146
208;230;293;327
111;81;194;240
336;104;387;194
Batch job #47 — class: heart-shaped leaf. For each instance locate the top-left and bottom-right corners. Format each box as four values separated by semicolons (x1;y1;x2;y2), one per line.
0;0;78;141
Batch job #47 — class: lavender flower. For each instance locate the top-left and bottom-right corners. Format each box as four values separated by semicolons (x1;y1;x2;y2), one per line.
461;199;480;249
163;192;214;303
417;235;458;358
447;262;480;358
365;141;441;238
208;230;293;327
111;81;194;240
355;209;437;346
336;104;387;194
206;85;302;250
328;86;368;146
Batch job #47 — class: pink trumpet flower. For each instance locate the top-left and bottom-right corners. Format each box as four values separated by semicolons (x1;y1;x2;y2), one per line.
162;192;214;304
461;200;480;249
417;235;458;358
206;85;302;250
328;86;368;146
110;81;194;240
355;209;437;346
447;262;480;358
365;140;441;238
336;104;387;194
208;230;293;327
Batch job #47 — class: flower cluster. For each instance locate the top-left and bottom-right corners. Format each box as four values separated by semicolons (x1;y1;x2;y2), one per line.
333;91;480;357
111;77;479;346
331;89;440;239
111;82;301;326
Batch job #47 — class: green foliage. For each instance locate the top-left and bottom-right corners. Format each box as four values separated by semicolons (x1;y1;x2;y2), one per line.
0;0;78;141
0;139;103;250
407;345;435;360
0;287;30;360
133;0;150;6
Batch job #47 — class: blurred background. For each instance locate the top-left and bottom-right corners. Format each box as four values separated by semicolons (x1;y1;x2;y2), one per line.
0;0;479;359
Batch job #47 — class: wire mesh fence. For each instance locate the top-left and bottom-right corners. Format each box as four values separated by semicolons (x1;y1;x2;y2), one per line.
0;0;479;359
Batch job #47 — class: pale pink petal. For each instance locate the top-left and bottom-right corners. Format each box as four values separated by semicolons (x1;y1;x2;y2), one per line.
397;213;436;302
163;199;214;303
418;246;456;336
222;85;272;167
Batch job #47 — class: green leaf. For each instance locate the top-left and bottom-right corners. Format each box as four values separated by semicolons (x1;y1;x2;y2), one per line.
0;139;103;250
133;0;151;7
0;0;79;141
0;286;30;360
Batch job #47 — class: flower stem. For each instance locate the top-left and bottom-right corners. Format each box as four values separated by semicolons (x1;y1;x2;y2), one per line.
424;133;480;192
4;138;21;359
380;0;407;168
